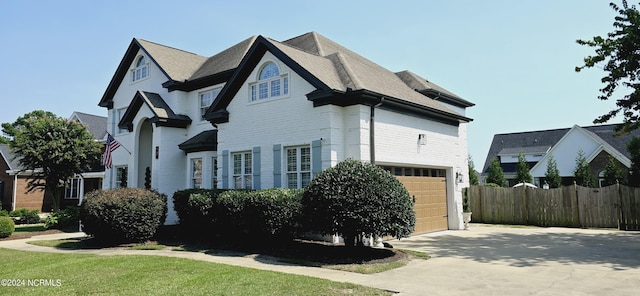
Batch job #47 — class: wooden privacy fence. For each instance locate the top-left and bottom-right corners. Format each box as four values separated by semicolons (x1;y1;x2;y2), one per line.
466;184;640;230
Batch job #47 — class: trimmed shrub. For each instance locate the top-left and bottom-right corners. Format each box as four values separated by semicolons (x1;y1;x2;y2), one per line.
244;188;303;239
45;206;80;229
172;189;226;232
213;190;250;237
9;208;40;224
0;209;8;217
0;216;15;238
80;188;167;242
302;159;416;247
212;189;302;241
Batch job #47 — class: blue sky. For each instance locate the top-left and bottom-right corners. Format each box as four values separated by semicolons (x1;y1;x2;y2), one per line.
0;0;621;168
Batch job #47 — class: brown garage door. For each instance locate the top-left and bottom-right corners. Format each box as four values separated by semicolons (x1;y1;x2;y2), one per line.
397;176;448;235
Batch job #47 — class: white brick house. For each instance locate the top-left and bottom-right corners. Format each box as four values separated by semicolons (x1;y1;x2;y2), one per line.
98;32;474;232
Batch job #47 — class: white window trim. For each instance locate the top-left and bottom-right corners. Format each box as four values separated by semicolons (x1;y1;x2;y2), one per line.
115;165;128;188
232;151;252;189
64;177;82;199
117;108;128;134
284;145;311;189
191;158;203;189
211;156;218;189
130;55;150;83
248;61;290;102
198;88;221;121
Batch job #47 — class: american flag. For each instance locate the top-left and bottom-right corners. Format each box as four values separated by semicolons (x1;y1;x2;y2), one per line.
103;133;121;169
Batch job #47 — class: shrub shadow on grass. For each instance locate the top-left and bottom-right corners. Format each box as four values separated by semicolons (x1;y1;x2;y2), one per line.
154;225;407;266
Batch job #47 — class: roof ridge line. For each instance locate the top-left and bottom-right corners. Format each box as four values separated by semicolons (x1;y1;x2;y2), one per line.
135;38;205;57
333;52;363;90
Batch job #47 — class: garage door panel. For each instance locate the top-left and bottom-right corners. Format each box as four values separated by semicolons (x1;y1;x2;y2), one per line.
397;176;447;235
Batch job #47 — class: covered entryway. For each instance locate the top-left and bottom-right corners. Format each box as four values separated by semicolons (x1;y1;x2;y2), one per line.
384;166;448;235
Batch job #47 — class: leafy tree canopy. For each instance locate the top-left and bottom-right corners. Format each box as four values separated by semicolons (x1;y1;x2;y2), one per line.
576;1;640;134
1;110;102;210
628;136;640;186
486;157;507;187
468;155;479;186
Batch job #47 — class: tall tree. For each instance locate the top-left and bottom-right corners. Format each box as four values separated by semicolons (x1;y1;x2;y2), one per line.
468;155;479;185
574;150;597;188
544;155;563;188
1;110;102;210
486;157;506;187
515;152;532;184
576;1;640;134
628;136;640;186
602;156;627;186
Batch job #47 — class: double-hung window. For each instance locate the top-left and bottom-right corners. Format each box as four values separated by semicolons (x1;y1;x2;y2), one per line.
199;88;221;120
286;146;311;189
250;62;289;101
65;178;81;199
211;157;218;189
191;158;203;189
232;152;252;189
131;56;149;82
115;166;128;188
117;108;128;134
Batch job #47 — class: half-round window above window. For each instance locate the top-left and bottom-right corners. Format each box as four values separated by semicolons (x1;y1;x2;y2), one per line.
131;56;149;82
259;62;280;80
136;56;147;67
250;62;288;101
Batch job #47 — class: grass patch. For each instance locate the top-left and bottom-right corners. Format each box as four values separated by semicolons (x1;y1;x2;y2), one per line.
0;248;390;295
401;249;431;260
27;238;82;249
326;260;408;274
129;245;166;250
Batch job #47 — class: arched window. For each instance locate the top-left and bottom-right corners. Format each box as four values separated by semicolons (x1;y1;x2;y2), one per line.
131;56;149;82
250;62;288;101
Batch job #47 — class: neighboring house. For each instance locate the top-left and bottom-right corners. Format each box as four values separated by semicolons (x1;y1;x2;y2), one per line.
98;32;474;234
0;112;106;212
482;124;640;187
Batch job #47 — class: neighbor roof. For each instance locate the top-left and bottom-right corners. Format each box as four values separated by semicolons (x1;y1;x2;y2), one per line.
70;111;107;140
482;124;640;174
0;144;22;171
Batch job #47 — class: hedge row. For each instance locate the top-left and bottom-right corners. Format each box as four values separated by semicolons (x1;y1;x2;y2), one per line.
173;188;303;241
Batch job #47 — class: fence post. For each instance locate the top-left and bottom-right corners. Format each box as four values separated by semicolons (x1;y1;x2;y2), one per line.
522;184;528;224
616;181;624;230
574;181;581;227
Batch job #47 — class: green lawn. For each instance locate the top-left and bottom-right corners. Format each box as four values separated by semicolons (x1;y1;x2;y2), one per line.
0;248;390;295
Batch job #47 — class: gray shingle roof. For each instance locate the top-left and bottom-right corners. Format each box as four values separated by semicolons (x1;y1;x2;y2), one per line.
103;32;472;121
70;111;107;140
0;144;21;170
136;39;208;82
273;32;463;117
189;36;257;80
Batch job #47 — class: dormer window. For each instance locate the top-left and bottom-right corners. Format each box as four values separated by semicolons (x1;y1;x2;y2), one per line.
250;62;288;101
131;56;149;82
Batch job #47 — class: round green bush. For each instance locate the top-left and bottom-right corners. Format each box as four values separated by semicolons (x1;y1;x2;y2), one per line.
302;159;416;247
80;188;167;242
0;216;15;238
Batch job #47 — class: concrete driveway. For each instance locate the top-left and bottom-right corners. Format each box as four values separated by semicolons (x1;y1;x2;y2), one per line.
1;225;638;295
381;224;640;295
